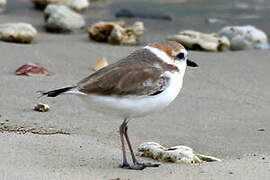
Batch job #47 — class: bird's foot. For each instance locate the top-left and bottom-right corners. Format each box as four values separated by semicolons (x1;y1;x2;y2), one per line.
120;162;160;170
119;161;130;169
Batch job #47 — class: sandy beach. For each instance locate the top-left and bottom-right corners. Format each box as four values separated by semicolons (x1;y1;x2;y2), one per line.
1;0;270;179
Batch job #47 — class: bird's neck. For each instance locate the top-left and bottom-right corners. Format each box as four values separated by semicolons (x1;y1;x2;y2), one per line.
144;46;186;76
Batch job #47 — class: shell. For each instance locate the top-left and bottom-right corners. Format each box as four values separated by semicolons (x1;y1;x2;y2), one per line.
15;63;50;76
34;103;50;112
93;57;109;71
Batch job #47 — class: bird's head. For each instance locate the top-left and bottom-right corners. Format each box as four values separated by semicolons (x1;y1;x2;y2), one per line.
145;41;198;74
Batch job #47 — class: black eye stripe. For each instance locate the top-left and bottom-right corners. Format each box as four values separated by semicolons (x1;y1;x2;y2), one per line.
176;52;184;59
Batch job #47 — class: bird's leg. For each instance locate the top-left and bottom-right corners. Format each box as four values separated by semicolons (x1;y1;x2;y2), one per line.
119;118;130;168
123;119;160;170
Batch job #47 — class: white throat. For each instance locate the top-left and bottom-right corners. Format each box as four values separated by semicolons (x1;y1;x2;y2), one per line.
144;45;187;77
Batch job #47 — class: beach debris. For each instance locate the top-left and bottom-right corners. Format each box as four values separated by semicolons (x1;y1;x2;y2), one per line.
88;21;144;45
218;25;270;50
15;63;50;76
93;57;109;71
32;0;89;11
0;122;70;135
0;23;37;43
168;30;230;52
137;142;221;164
34;103;50;112
116;9;172;21
44;4;85;32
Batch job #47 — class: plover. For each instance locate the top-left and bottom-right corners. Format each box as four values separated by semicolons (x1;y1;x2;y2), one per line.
40;41;198;170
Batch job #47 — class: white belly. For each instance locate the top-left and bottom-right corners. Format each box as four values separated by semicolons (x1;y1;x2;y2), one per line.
70;71;183;118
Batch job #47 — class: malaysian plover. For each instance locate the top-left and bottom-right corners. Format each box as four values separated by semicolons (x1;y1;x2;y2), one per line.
40;41;198;170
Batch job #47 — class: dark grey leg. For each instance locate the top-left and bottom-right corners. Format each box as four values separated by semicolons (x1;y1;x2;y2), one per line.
119;118;130;168
122;118;160;170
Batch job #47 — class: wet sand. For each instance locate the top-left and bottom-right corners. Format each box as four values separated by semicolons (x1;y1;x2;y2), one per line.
1;0;270;179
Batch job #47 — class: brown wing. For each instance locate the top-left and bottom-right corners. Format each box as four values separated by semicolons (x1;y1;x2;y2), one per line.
77;65;169;96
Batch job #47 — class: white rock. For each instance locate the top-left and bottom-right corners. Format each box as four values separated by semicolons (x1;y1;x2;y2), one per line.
218;25;269;50
32;0;89;11
168;30;230;52
44;4;85;32
137;142;221;164
0;0;6;7
0;23;37;43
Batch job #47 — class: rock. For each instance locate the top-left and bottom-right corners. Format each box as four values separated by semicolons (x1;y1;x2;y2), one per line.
218;25;269;50
137;142;221;164
32;0;89;11
0;23;37;43
168;30;230;52
88;21;144;45
0;0;6;7
44;4;85;32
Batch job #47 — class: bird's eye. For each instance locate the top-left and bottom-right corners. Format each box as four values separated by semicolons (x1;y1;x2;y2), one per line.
176;52;185;60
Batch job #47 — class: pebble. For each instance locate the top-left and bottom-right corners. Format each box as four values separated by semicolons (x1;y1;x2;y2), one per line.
88;21;144;45
168;30;230;52
44;4;85;32
0;0;6;7
218;25;269;50
0;23;37;43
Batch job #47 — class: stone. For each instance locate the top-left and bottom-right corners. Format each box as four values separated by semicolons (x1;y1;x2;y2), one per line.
32;0;89;11
167;30;230;52
137;142;221;164
44;4;85;32
0;0;6;7
88;21;144;45
0;23;37;43
218;25;269;50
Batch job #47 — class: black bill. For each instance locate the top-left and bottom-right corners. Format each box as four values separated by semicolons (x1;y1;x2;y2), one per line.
187;59;199;67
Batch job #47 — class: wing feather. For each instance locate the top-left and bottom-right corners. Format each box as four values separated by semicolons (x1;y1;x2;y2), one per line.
78;66;169;96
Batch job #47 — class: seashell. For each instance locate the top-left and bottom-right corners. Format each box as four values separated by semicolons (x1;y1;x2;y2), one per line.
15;63;50;76
93;57;109;71
34;103;50;112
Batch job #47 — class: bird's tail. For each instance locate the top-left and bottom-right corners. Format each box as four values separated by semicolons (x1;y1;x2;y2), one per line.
38;86;76;97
